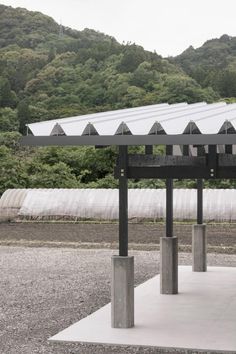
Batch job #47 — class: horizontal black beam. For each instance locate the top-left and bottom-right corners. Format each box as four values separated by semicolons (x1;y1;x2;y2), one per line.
218;167;236;178
128;155;206;166
118;166;209;179
219;154;236;166
114;166;236;179
20;134;236;146
115;153;236;179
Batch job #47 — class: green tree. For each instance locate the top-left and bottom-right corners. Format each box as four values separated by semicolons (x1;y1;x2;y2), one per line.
17;100;31;134
131;61;155;88
0;145;28;195
218;69;236;97
0;131;22;149
118;44;147;73
0;108;19;131
33;146;117;183
48;46;56;62
0;78;17;108
27;161;78;188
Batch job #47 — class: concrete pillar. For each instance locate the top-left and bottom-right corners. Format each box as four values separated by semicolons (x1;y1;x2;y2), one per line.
160;236;178;294
192;224;207;272
111;256;134;328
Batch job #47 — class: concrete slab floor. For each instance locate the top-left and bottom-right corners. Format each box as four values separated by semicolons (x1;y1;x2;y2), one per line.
50;266;236;353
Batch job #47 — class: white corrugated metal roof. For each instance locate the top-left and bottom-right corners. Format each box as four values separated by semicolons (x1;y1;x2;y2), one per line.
27;101;236;137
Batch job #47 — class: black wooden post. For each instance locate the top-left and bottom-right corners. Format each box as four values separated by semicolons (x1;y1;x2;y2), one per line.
197;179;203;224
119;145;128;256
166;145;173;237
225;145;232;154
113;146;134;328
196;146;204;225
182;145;189;156
225;121;233;154
193;146;207;272
161;144;178;294
145;145;153;154
208;145;217;178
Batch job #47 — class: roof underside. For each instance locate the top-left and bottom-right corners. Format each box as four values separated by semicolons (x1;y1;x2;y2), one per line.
27;102;236;137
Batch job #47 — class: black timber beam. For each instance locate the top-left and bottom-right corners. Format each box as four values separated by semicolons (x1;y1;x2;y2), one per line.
115;154;236;179
128;155;206;167
115;166;236;179
217;167;236;178
20;134;236;146
122;166;209;179
218;154;236;165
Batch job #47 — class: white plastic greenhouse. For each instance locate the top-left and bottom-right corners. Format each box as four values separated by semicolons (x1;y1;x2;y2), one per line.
0;188;236;222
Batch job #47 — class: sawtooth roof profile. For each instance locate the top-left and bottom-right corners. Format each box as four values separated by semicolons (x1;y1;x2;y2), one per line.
21;102;236;146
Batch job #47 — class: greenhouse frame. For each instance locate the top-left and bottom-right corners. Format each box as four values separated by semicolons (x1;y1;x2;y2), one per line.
21;101;236;329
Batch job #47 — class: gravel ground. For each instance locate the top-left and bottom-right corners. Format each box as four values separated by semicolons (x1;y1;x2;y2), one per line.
1;246;236;354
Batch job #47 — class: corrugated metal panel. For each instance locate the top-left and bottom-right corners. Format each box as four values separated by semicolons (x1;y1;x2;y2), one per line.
26;102;203;136
82;102;208;136
193;104;236;134
28;103;171;136
26;101;236;137
54;103;175;136
59;102;204;136
1;188;235;222
125;102;224;135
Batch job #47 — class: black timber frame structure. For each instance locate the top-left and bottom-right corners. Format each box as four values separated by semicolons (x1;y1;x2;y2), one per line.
21;134;236;257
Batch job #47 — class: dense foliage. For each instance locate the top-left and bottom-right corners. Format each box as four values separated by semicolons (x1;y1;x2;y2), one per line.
0;5;234;194
174;34;236;99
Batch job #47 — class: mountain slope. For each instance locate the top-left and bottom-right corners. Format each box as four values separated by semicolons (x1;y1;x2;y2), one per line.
174;34;236;98
0;4;219;133
0;4;116;50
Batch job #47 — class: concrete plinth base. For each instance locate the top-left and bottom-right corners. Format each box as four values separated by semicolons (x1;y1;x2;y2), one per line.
111;255;134;328
192;224;207;272
160;237;178;294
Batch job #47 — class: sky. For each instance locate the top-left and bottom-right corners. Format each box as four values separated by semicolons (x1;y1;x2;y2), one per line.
1;0;236;57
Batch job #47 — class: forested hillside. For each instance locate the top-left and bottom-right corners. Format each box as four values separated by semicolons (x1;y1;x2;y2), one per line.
0;5;234;195
174;34;236;100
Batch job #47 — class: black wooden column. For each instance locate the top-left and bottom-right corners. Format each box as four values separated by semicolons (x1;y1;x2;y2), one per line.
166;145;173;237
197;179;203;224
182;145;189;156
208;145;217;176
196;146;204;224
119;145;128;256
225;145;232;154
145;145;153;154
225;121;233;154
193;146;207;272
